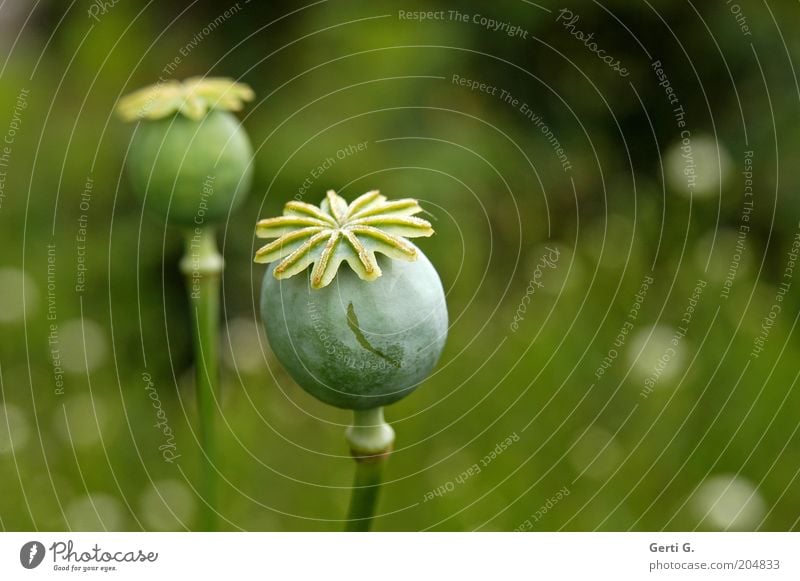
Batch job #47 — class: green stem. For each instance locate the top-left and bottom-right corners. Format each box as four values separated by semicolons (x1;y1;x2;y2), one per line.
344;407;395;532
346;458;386;532
180;226;224;531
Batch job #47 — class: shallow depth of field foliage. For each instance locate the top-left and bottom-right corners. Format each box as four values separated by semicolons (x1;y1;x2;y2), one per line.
1;0;799;531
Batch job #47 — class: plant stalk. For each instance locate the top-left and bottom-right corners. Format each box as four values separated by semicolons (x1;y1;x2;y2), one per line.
345;407;395;532
180;226;224;531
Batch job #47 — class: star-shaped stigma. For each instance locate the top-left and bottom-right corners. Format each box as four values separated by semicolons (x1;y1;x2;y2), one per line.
116;77;254;122
255;190;434;289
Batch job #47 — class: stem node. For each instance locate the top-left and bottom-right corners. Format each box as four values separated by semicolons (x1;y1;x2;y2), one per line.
344;407;393;532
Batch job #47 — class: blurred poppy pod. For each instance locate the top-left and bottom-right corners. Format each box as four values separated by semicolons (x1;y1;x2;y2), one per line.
117;77;254;225
255;190;448;409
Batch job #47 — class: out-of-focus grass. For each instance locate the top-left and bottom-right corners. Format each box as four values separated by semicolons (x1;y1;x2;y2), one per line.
0;0;798;531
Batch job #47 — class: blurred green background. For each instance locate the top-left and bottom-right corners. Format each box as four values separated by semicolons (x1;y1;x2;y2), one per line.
1;0;799;531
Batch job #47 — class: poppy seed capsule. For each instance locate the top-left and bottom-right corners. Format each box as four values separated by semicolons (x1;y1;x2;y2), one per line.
117;78;254;225
261;250;447;409
255;190;448;409
126;111;252;225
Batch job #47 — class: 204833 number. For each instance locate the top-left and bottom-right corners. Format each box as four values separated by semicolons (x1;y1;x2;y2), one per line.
735;559;780;570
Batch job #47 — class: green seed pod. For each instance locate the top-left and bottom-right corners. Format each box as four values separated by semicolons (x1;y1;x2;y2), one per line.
255;190;448;410
117;77;254;225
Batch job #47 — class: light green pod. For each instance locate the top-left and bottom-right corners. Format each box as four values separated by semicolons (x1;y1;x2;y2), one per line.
261;249;448;409
126;110;252;225
255;189;448;409
117;77;255;225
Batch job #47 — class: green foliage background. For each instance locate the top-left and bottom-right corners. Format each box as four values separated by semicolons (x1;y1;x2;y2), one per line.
0;0;798;531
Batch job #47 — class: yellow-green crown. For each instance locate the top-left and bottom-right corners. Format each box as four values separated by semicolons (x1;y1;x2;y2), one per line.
255;190;434;289
116;77;254;122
